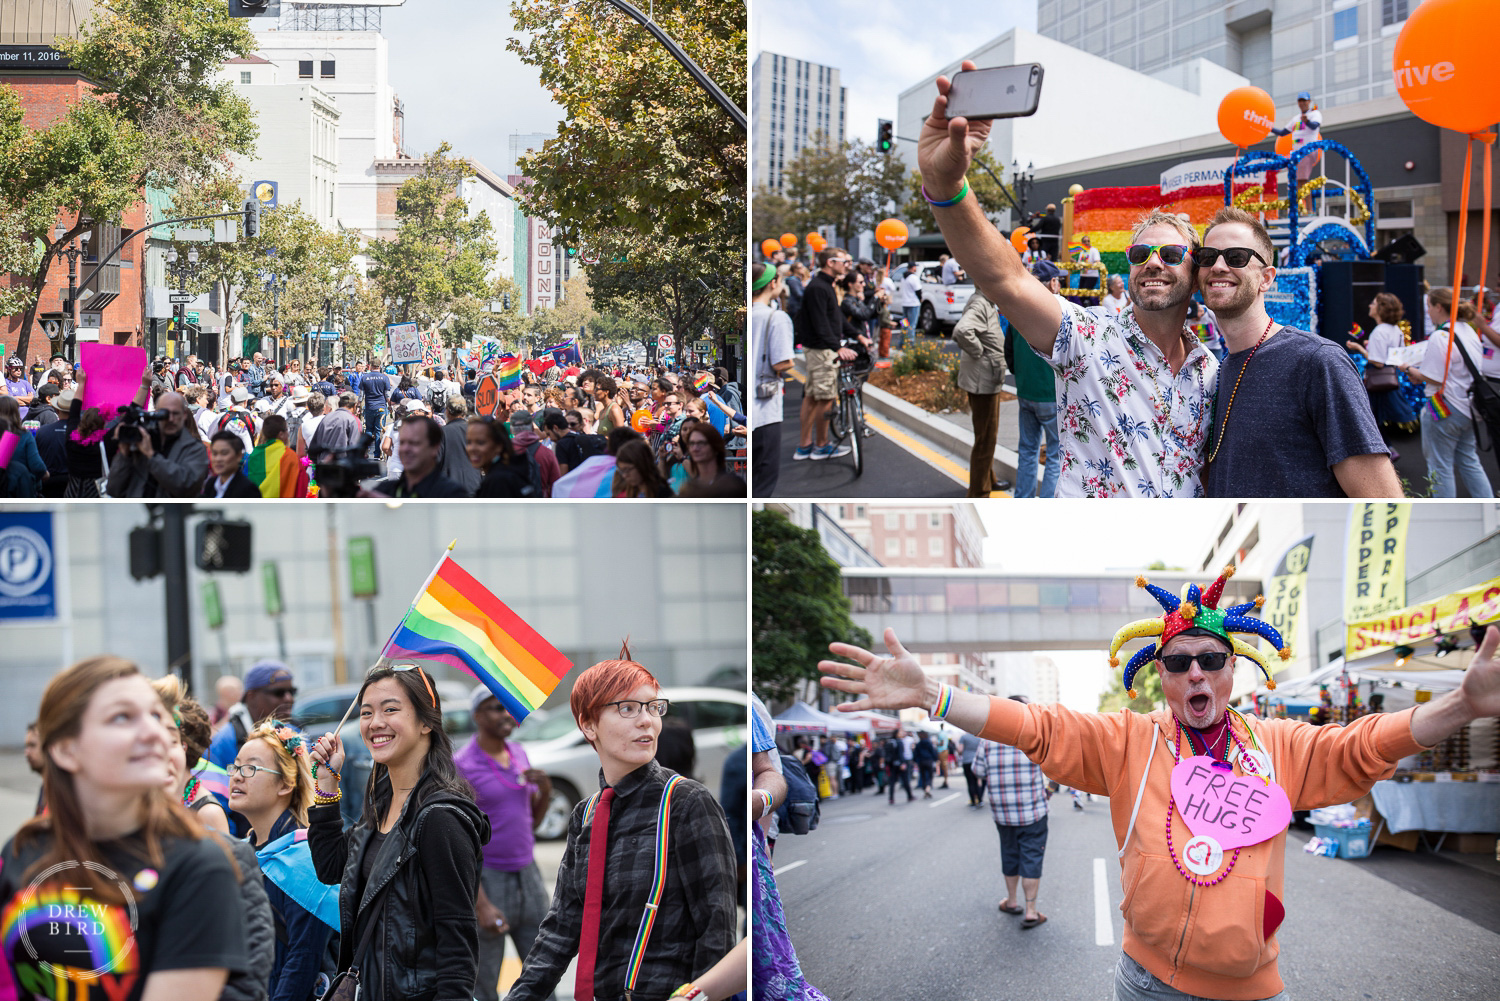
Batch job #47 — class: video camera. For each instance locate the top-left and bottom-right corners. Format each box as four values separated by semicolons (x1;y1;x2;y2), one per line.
115;401;170;449
313;433;383;498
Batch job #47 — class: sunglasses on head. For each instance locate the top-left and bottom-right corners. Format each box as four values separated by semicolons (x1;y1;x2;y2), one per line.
1126;244;1191;267
1191;246;1268;269
373;663;436;706
1157;651;1231;673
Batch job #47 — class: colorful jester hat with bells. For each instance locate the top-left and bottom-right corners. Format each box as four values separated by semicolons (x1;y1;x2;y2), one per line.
1108;566;1291;698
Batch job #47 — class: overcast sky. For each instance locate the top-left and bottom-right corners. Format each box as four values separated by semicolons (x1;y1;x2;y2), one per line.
752;0;1037;143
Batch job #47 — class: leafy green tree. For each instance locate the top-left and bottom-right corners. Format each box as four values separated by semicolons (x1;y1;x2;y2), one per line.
1;0;255;362
901;146;1016;233
366;144;496;335
782;133;907;249
507;0;744;251
751;185;795;252
236;203;361;354
588;306;666;357
339;280;393;364
1097;661;1164;714
0;205;40;320
585;234;738;368
527;274;597;350
752;510;872;705
447;276;528;353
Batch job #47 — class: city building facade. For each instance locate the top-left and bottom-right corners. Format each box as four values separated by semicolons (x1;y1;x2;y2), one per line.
751;51;846;194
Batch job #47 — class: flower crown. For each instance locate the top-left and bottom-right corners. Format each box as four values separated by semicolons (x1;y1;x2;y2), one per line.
272;726;306;758
1107;566;1290;699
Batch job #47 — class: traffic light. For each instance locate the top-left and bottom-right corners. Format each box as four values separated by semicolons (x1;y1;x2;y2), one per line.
196;520;253;573
565;246;578;258
243;197;261;239
503;293;511;311
129;527;161;581
877;120;894;153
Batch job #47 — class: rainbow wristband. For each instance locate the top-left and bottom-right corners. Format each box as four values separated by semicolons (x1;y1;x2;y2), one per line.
931;683;955;720
754;788;775;817
922;178;970;208
669;984;703;999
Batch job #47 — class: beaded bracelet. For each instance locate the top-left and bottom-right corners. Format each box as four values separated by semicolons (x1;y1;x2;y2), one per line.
922;178;970;208
930;682;955;721
313;789;342;806
311;762;340;781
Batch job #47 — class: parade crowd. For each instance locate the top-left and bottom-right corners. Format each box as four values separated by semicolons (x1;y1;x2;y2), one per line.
2;652;747;1001
0;352;747;499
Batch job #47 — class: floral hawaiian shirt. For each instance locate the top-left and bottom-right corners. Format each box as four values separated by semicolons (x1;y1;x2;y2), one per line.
1034;296;1219;498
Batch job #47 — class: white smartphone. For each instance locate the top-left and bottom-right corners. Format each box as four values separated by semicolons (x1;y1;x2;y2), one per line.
945;64;1044;120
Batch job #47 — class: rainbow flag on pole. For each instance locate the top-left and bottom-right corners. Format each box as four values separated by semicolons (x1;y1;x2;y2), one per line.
381;543;571;721
496;354;522;389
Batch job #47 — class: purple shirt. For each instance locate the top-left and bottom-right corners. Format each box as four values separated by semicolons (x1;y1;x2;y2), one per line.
454;735;538;871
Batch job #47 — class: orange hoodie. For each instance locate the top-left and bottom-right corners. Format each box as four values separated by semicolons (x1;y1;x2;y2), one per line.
978;698;1427;1001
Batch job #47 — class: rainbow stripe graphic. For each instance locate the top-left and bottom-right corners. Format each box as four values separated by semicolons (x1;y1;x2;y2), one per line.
625;774;685;990
382;555;571;722
1;879;139;980
247;440;307;498
1427;394;1451;420
496;355;522;390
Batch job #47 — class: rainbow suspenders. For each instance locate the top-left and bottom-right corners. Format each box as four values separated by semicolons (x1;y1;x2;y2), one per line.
580;773;687;1000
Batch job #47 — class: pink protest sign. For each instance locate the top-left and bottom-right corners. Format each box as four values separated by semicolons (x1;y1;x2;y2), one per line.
80;343;148;415
1170;756;1291;849
0;430;17;469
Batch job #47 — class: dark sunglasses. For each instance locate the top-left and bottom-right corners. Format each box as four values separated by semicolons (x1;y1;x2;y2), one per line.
1157;652;1230;673
1125;244;1191;266
264;686;298;698
1192;246;1268;269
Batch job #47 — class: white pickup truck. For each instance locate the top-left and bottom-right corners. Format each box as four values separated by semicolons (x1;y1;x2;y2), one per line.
911;263;975;337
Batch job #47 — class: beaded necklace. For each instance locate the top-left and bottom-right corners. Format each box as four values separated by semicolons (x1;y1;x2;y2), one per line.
1205;316;1276;464
1164;710;1267;886
182;776;201;809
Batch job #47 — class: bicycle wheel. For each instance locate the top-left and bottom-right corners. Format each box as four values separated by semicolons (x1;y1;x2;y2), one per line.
827;387;847;442
844;389;863;477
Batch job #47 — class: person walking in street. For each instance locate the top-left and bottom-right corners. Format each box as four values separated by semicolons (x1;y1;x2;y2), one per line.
959;731;985;807
913;731;938;799
979;700;1051;929
884;730;913;804
818;565;1500;1001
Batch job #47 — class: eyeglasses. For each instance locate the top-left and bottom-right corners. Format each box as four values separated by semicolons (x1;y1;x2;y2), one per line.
602;698;671;719
1125;244;1191;267
1191;246;1268;269
566;421;582;429
1157;652;1231;673
263;687;297;698
227;763;279;780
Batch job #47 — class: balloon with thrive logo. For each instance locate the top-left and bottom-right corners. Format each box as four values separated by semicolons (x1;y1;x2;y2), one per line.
1392;0;1500;135
875;218;909;250
1010;226;1031;253
760;238;780;259
1217;86;1276;148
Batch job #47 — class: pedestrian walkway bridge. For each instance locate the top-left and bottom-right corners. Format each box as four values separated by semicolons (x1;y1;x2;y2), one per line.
842;567;1265;654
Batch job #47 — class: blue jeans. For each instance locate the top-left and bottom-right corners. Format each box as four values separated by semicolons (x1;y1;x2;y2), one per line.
903;305;919;344
363;407;387;458
1114;953;1286;1001
1420;406;1492;498
1015;397;1060;498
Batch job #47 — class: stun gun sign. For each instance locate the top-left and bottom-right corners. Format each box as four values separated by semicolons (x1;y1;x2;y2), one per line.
1171;758;1291;849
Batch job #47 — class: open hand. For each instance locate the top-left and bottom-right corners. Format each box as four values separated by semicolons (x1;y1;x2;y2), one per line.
917;59;994;201
1458;625;1500;719
818;628;931;713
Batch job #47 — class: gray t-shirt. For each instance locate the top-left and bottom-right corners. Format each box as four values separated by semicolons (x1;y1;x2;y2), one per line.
1205;326;1388;497
958;732;982;766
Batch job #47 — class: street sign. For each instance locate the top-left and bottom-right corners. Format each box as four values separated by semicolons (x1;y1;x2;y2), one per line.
201;580;224;630
317;330;341;340
388;321;421;364
0;512;58;622
693;339;712;352
582;249;601;265
474;373;503;418
169;293;193;304
658;333;674;352
186;311;200;324
262;561;283;617
348;536;378;598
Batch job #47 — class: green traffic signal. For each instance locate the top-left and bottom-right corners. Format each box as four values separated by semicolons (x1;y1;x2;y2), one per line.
877;120;893;154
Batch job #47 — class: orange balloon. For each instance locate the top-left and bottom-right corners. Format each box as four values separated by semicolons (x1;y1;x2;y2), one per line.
760;238;780;258
780;232;797;248
1274;131;1294;156
1217;85;1276;148
809;234;827;252
630;407;656;432
875;218;909;251
1394;0;1500;135
1010;226;1031;253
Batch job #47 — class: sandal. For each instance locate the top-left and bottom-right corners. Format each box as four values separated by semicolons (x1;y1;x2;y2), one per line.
1021;913;1048;929
998;902;1024;915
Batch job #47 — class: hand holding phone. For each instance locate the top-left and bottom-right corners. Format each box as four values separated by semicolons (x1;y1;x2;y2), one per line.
943;63;1044;121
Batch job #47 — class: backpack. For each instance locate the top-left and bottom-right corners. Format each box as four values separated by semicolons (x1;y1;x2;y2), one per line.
575;433;608;460
1451;335;1500;451
775;752;820;835
522;440;546;495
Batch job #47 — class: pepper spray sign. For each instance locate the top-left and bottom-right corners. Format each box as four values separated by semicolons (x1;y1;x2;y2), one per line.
1171;757;1292;850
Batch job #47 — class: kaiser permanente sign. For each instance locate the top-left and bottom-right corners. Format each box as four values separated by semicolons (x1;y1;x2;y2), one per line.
1345;577;1500;660
1160;158;1267;197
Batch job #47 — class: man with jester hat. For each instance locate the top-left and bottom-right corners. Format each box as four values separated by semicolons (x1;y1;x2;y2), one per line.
818;565;1500;1001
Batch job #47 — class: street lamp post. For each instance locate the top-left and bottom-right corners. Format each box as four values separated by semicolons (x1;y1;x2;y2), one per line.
165;247;202;361
52;222;85;363
1011;160;1036;219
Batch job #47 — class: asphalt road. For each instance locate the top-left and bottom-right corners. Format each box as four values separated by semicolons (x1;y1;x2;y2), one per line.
762;371;965;499
774;786;1500;1001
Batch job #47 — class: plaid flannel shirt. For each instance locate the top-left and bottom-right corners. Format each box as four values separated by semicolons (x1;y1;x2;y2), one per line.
503;759;737;1001
980;739;1049;827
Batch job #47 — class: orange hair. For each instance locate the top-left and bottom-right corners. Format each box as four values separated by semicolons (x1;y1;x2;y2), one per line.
569;640;660;742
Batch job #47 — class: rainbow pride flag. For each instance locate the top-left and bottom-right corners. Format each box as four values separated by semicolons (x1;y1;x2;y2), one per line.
497;354;522;389
382;552;571;721
247;440;308;498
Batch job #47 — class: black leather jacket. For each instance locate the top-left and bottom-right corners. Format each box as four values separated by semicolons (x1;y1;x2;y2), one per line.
308;770;490;1001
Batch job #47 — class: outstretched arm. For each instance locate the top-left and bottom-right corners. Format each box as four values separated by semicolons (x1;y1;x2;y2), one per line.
918;60;1061;355
818;628;991;734
1411;625;1500;746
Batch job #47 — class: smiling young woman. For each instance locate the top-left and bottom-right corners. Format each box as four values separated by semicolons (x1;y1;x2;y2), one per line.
504;644;738;1001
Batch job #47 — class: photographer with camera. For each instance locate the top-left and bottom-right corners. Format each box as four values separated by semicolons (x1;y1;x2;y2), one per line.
105;390;209;497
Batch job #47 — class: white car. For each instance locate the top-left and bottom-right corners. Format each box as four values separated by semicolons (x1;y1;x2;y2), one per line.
915;263;974;337
519;686;748;839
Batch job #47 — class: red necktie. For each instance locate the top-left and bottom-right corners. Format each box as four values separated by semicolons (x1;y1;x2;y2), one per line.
574;787;615;1001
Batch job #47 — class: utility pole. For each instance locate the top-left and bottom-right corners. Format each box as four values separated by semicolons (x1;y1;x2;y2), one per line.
327;505;348;683
158;504;195;692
